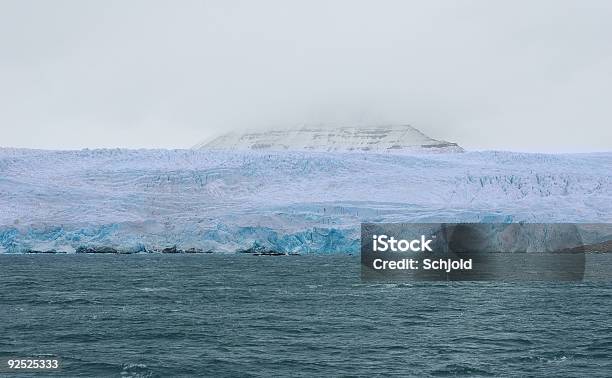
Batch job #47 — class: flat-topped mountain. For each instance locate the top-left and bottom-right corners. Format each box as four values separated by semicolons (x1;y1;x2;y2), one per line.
194;125;463;153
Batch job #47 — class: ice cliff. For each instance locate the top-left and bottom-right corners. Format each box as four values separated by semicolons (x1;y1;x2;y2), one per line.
0;147;610;253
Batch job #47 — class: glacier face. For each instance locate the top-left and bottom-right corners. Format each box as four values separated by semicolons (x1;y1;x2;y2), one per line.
194;125;463;153
0;148;610;253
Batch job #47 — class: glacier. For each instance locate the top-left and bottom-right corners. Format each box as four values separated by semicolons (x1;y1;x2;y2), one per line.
0;148;610;253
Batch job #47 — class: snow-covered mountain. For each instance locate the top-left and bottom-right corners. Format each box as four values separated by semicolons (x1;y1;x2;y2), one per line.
0;148;610;253
194;125;463;153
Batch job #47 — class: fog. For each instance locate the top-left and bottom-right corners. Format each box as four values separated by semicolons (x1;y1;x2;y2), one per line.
1;0;611;152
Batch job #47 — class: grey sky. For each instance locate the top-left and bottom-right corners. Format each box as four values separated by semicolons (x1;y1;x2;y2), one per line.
1;0;611;152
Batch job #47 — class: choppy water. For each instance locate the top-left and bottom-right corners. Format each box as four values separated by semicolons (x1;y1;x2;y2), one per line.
1;254;611;377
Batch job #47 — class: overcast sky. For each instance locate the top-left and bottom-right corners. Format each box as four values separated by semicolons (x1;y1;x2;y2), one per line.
1;0;611;152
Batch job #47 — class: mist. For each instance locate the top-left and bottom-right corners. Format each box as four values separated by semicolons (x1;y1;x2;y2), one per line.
1;0;611;152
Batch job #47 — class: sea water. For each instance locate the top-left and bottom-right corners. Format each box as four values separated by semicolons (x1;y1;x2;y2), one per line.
1;254;611;377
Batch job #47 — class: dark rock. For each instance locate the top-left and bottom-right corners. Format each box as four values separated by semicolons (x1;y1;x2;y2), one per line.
162;246;180;253
184;247;213;253
76;246;118;254
558;240;612;253
253;251;287;256
237;241;279;254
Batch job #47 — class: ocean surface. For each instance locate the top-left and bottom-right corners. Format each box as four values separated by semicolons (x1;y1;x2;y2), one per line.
1;254;611;377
